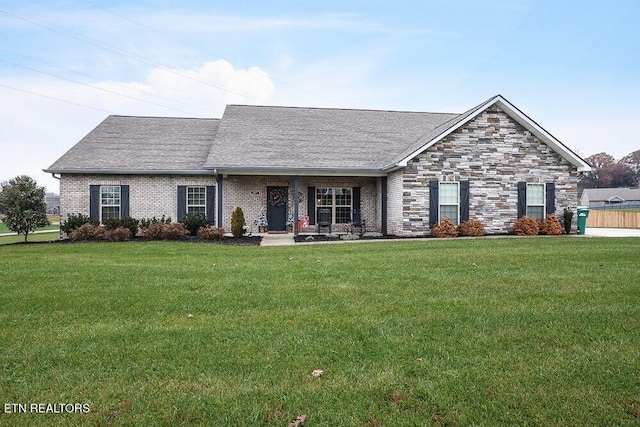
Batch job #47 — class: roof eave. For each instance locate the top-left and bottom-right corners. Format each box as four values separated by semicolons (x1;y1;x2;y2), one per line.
43;168;214;175
206;166;386;177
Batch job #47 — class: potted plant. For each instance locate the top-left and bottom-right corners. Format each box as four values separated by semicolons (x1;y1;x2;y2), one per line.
257;208;268;233
563;207;574;234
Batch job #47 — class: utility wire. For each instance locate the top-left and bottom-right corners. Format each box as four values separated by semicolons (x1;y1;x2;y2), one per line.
96;5;342;107
0;83;113;114
0;47;214;115
0;6;269;103
0;58;202;116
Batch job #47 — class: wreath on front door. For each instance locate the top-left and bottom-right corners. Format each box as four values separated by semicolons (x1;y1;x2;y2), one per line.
268;189;287;208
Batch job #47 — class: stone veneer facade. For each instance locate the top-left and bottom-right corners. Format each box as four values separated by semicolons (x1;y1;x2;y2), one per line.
386;106;579;236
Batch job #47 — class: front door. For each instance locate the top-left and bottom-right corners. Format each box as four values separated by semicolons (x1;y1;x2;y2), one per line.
267;186;288;232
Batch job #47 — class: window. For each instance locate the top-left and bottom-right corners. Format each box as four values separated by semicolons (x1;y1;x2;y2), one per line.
439;182;459;225
526;183;545;221
100;186;120;221
316;187;352;223
187;186;206;215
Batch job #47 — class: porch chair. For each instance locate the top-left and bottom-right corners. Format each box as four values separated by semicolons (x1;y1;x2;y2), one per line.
317;207;332;234
349;209;366;235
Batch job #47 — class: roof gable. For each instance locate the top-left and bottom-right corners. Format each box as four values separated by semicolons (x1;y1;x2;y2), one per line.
390;95;591;172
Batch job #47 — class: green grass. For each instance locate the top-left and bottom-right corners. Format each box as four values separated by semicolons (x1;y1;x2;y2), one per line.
0;230;60;245
1;238;639;426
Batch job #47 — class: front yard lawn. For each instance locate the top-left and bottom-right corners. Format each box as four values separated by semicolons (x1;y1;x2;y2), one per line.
1;238;638;425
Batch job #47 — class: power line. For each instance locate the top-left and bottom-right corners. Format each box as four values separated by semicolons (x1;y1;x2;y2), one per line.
0;6;271;104
96;5;342;107
0;57;203;116
0;83;113;113
0;47;215;115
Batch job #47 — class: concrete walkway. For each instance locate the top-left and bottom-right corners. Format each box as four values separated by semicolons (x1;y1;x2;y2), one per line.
259;233;295;246
585;228;640;237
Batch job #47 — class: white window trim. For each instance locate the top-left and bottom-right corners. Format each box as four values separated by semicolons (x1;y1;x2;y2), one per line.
316;187;353;224
186;186;207;216
438;181;460;225
100;185;121;222
526;183;546;220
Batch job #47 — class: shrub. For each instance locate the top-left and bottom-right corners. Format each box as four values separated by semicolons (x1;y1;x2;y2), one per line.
197;226;226;241
540;214;563;235
231;206;246;238
104;226;132;242
512;216;539;236
61;213;97;234
457;219;485;237
103;216;139;236
431;218;458;238
70;223;105;241
140;222;188;240
563;207;573;234
180;213;209;236
140;215;171;229
161;223;189;240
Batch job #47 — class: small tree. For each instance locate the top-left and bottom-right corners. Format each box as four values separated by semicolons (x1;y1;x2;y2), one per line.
230;206;246;238
0;175;50;242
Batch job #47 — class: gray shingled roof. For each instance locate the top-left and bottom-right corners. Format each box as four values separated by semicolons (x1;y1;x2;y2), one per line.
203;105;459;173
45;116;219;174
581;188;640;202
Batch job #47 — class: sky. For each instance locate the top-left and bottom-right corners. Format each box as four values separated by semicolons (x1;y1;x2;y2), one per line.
1;0;638;193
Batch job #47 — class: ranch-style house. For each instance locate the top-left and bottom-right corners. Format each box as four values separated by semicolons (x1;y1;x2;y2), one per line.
45;94;591;236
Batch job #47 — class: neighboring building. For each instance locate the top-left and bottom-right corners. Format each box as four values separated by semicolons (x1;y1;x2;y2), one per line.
580;188;640;208
45;192;60;215
44;95;591;236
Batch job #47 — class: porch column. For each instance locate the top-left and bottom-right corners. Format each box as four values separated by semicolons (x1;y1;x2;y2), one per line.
293;175;300;236
217;174;223;229
381;176;387;236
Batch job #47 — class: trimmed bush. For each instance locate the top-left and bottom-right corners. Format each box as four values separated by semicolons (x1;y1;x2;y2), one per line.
103;216;139;236
61;213;97;234
139;222;188;240
540;214;563;235
431;218;458;238
104;227;132;242
161;223;189;240
180;213;209;236
70;223;105;241
231;206;246;238
197;226;226;241
512;216;539;236
457;219;486;237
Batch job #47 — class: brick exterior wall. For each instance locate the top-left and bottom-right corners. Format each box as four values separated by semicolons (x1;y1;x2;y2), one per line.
388;106;579;236
221;175;381;232
59;174;216;223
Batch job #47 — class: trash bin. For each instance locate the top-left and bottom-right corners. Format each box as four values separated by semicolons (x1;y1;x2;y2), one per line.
576;206;589;235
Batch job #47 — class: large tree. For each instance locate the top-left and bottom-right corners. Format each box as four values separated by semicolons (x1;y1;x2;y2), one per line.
582;152;616;188
620;150;640;187
0;175;50;242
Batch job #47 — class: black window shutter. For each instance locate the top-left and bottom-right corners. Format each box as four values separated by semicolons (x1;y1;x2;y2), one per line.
429;180;439;228
459;181;470;223
545;182;555;215
352;187;361;215
206;186;215;224
307;187;316;225
120;185;129;218
517;182;527;218
89;185;100;222
177;186;187;220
